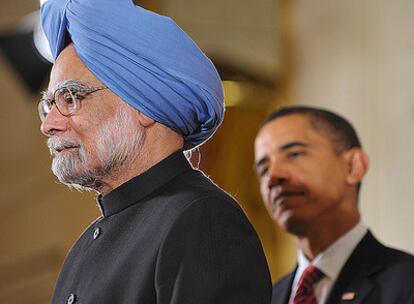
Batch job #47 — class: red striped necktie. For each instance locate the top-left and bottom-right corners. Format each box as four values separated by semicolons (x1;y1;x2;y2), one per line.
292;265;325;304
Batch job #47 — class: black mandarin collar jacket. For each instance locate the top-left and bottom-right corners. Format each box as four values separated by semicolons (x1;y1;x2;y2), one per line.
52;150;272;304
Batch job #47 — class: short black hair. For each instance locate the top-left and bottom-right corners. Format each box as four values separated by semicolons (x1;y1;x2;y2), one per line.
262;105;362;153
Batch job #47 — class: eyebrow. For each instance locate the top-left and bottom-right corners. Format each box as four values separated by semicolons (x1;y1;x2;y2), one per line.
254;141;309;171
254;157;269;172
56;79;87;90
41;79;91;101
279;141;309;150
40;90;53;103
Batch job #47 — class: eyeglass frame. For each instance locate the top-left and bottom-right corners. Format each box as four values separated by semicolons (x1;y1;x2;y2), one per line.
38;80;108;121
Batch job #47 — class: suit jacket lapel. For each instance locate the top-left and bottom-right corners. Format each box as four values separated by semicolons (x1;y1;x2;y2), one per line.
325;231;385;304
335;275;379;304
272;270;295;304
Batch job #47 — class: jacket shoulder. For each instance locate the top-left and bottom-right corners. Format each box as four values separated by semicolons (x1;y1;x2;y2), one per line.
383;245;414;264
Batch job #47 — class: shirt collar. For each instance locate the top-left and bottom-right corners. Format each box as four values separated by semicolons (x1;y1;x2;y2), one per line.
297;221;368;281
97;150;192;217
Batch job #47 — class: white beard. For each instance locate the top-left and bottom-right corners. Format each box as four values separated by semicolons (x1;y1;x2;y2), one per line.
48;104;145;191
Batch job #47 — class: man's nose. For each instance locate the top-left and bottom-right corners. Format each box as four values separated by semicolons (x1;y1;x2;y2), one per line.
40;106;68;136
267;161;289;188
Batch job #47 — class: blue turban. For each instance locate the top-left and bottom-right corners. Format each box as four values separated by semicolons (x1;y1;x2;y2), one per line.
40;0;224;149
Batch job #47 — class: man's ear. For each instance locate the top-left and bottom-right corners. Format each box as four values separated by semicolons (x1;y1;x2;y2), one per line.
137;111;155;127
344;148;369;185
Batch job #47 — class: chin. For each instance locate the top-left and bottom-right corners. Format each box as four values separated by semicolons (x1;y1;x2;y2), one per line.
278;214;309;237
52;159;96;187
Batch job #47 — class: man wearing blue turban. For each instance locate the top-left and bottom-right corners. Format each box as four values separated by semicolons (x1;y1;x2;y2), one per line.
38;0;271;303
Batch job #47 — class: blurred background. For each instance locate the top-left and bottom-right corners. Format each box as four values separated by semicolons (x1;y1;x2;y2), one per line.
1;0;414;303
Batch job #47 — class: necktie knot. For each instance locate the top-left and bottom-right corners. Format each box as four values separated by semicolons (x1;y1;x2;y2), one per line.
292;265;325;304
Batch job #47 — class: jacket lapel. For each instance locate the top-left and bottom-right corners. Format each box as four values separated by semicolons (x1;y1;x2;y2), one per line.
325;231;385;304
334;274;377;304
272;270;296;304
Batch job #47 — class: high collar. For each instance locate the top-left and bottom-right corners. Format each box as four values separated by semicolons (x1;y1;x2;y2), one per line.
97;150;192;217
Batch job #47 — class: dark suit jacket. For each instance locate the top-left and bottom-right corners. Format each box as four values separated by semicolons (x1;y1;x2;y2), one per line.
52;151;271;304
272;231;414;304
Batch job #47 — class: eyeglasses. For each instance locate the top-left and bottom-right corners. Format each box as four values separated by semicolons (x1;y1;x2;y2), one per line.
38;85;107;121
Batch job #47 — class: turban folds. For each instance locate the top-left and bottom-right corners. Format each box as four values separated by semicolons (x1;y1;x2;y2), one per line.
41;0;224;149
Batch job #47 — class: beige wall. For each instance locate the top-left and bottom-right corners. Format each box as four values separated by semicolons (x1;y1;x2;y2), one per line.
160;0;282;81
0;55;99;303
292;0;414;253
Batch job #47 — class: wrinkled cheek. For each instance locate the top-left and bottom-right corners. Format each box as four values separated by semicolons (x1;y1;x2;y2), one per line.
78;142;98;166
94;122;115;164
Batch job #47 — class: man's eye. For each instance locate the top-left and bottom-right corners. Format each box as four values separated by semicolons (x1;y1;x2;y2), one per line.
62;92;75;105
287;151;305;159
257;167;269;177
60;88;86;105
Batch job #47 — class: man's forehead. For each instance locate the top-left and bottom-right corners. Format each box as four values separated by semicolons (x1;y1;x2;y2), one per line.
267;114;312;131
255;133;307;158
254;115;321;158
256;115;311;144
48;45;97;90
255;114;338;159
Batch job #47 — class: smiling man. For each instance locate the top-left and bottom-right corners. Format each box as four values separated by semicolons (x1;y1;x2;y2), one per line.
38;0;271;303
254;106;414;304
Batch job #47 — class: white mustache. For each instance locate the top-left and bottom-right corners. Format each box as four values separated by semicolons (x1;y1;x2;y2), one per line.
47;137;81;154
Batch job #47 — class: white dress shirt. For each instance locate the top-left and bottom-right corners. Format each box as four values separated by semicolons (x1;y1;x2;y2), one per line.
289;222;367;304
